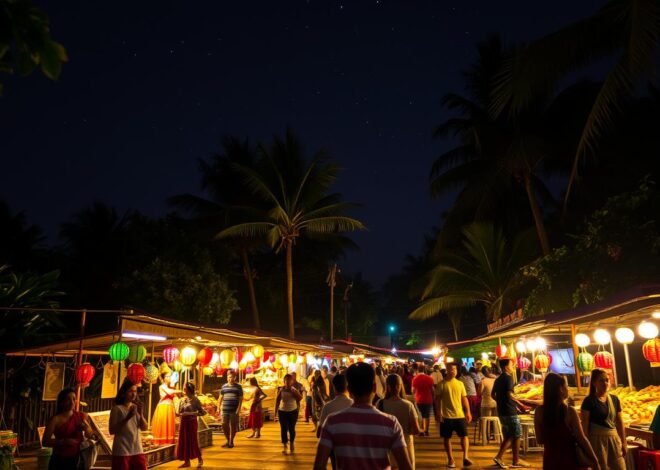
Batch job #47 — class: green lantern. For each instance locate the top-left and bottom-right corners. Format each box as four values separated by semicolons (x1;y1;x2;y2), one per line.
108;342;129;362
577;352;594;373
128;345;147;363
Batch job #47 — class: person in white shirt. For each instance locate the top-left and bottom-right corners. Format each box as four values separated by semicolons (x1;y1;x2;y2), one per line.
317;374;354;470
109;379;148;470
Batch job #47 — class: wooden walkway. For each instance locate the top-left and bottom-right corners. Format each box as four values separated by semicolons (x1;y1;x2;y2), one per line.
15;417;544;469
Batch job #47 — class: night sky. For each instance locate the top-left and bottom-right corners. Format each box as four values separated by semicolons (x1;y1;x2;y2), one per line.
1;0;604;286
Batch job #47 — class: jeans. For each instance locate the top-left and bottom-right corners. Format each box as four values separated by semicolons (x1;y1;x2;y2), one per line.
278;409;298;444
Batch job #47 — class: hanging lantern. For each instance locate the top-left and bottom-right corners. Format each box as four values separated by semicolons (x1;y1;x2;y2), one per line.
127;363;145;384
239;358;248;370
495;344;508;358
306;353;316;365
108;342;130;362
252;345;264;359
202;366;214;376
534;354;550;372
279;354;289;367
210;352;220;365
144;363;159;384
158;362;172;375
577;352;595;373
171;360;183;372
296;355;304;365
516;357;531;371
220;349;235;367
180;346;197;366
643;338;660;363
246;366;253;374
197;348;213;367
76;363;95;388
288;353;296;365
229;360;239;370
594;351;614;369
262;351;272;363
214;364;225;376
128;345;147;363
162;346;180;364
244;351;255;363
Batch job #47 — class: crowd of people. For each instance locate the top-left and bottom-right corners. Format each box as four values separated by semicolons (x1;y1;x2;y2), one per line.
41;357;638;470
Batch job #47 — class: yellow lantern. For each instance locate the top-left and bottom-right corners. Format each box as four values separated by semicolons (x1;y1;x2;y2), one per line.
220;349;234;367
244;351;255;363
181;346;197;366
239;358;248;370
202;366;214;376
229;360;239;370
252;345;264;359
279;354;289;367
288;353;296;365
273;360;282;370
171;360;183;372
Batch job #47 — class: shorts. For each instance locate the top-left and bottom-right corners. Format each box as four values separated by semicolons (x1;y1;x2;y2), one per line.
111;454;147;470
439;418;468;438
417;403;432;419
499;415;522;439
222;412;239;426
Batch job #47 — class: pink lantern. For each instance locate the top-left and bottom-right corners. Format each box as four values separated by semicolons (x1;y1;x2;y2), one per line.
517;357;531;371
162;346;180;364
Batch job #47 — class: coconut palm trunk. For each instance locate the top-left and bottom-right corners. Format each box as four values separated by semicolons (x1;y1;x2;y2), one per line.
241;248;260;329
524;173;551;256
286;240;295;339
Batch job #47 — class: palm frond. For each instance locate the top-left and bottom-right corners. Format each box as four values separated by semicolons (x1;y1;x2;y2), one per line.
430;145;478;177
301;216;366;234
216;222;275;240
167;194;223;216
232;162;283;209
303;202;361;220
430;160;488;198
408;295;477;320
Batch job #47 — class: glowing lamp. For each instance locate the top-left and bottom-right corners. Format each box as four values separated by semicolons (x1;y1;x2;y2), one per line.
197;348;213;367
180;346;197;366
642;338;660;362
306;353;315;365
252;345;264;358
445;357;454;363
515;341;527;354
229;360;239;370
76;363;95;388
202;366;214;376
594;351;614;369
526;339;538;353
127;363;145;384
296;355;304;364
495;344;508;358
128;345;147;363
244;351;255;363
575;334;590;348
431;347;440;356
653;310;660;319
144;364;159;384
239;358;248;370
108;342;130;362
639;322;659;339
220;349;235;367
577;352;594;373
211;352;220;365
289;353;297;365
171;360;183;372
279;354;289;367
162;346;180;364
535;337;547;352
615;328;634;344
594;329;611;345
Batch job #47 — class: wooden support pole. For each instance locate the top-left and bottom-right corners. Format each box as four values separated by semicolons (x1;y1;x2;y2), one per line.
571;324;582;393
75;309;87;411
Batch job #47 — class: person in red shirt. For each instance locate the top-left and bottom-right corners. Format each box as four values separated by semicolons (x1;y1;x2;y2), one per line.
411;363;435;436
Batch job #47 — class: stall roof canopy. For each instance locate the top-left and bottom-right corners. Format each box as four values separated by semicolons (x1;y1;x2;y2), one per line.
472;284;660;341
6;313;326;357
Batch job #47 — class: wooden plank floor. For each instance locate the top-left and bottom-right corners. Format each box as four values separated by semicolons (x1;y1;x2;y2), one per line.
16;417;545;469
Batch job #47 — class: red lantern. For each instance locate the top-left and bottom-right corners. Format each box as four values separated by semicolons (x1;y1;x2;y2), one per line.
197;348;213;367
127;363;145;384
76;363;95;388
495;344;508;358
162;346;180;364
643;339;660;363
517;357;531;371
594;351;614;369
534;354;550;372
214;364;225;376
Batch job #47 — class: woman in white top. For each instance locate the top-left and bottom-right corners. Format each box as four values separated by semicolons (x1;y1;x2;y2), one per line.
275;373;302;455
377;374;421;469
480;366;498;417
109;379;148;470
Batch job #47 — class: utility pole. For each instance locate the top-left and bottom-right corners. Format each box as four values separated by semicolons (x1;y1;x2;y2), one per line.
343;281;353;340
326;264;338;342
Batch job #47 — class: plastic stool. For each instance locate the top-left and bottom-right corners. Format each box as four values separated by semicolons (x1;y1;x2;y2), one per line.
520;421;543;454
474;416;503;445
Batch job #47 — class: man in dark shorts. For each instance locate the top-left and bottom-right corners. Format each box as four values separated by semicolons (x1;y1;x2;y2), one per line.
492;359;530;468
435;363;473;468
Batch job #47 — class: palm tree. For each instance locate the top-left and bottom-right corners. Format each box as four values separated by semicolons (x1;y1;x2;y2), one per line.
491;0;660;206
169;137;265;329
409;224;535;330
217;130;365;339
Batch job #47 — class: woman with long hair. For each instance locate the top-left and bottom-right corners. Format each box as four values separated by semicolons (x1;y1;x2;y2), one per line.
109;379;148;470
581;369;626;470
376;374;420;469
176;382;205;468
151;371;183;445
275;373;302;455
480;366;497;417
534;373;599;470
42;388;95;470
247;377;267;438
311;371;329;432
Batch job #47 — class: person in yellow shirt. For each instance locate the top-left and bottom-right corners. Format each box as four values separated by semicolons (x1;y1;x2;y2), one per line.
435;363;473;468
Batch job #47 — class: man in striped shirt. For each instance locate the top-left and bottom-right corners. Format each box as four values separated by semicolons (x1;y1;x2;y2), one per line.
313;363;412;470
219;371;243;448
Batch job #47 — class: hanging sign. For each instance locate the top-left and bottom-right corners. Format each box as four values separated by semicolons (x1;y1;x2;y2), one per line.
102;362;120;399
42;362;66;401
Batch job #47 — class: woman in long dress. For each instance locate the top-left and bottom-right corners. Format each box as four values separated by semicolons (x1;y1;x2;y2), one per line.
176;382;205;468
247;377;267;438
151;372;182;445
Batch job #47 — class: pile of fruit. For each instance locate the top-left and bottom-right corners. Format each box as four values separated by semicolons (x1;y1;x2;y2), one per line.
610;385;660;424
513;381;544;400
197;393;218;417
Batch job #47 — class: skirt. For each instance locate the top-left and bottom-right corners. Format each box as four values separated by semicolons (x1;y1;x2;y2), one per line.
176;416;201;461
588;426;626;470
151;402;176;445
248;403;263;429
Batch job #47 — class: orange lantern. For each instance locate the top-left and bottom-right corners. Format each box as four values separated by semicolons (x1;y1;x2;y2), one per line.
594;351;614;369
643;339;660;363
197;348;213;367
76;363;95;388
